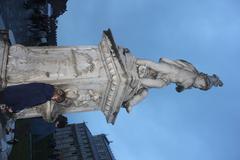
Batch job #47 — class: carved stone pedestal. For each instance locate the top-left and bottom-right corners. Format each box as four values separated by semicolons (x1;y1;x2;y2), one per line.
2;30;130;124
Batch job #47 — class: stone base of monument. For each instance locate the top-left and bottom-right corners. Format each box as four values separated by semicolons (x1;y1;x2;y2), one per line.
0;30;9;89
2;29;131;124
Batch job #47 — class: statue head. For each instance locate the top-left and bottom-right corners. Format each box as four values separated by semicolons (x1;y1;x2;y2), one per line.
176;73;223;92
193;73;223;90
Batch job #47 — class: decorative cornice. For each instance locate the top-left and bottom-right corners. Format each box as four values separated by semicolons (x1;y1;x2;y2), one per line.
98;29;129;124
99;34;120;119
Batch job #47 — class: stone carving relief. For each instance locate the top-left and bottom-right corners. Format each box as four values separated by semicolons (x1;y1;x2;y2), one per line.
6;45;98;83
71;48;95;77
16;88;101;121
64;88;100;107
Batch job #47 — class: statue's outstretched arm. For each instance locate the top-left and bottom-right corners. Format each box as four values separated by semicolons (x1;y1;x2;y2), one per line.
141;78;167;88
136;59;163;72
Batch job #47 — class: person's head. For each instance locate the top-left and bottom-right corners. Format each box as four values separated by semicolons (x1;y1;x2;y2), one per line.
51;88;66;103
55;115;68;128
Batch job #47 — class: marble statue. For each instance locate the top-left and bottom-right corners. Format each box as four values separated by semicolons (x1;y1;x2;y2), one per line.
122;55;223;113
0;29;223;124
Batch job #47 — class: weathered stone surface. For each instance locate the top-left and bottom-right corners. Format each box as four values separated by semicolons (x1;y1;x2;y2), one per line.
8;30;129;124
1;29;223;124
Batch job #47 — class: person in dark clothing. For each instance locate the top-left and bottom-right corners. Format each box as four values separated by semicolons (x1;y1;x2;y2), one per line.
0;83;65;112
0;83;68;128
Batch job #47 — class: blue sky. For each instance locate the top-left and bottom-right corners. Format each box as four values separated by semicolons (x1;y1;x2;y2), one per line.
57;0;240;160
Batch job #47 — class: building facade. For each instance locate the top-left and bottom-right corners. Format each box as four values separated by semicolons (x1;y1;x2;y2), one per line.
0;0;68;46
52;123;116;160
